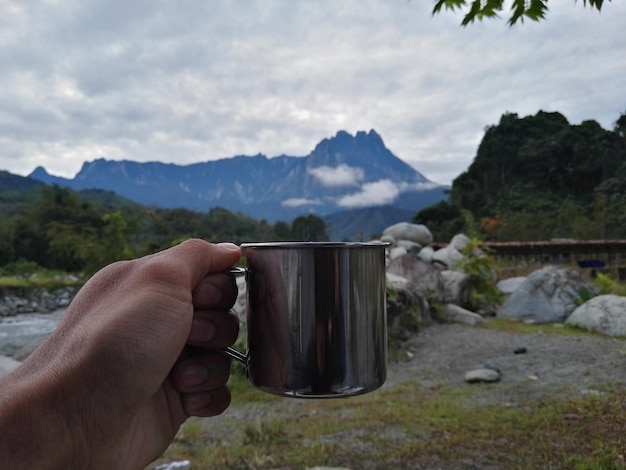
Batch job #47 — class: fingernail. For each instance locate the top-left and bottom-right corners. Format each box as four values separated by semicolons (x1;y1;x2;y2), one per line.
186;392;212;412
196;278;223;304
188;318;216;343
182;363;210;388
217;242;240;251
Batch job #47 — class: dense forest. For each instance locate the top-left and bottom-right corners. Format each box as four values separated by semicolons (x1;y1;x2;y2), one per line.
0;182;328;275
416;110;626;242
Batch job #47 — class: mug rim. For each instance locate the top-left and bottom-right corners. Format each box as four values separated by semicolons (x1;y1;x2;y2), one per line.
240;241;389;249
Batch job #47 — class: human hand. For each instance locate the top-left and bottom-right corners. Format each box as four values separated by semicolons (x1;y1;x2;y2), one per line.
0;239;241;469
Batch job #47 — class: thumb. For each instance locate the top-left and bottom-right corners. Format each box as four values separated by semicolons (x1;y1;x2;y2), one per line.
167;239;242;289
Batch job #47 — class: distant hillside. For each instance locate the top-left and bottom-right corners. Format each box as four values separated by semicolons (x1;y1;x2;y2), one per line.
323;206;416;241
0;171;46;219
29;130;449;228
0;171;44;192
77;189;144;211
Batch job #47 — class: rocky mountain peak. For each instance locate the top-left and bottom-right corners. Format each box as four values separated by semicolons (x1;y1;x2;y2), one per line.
27;129;448;222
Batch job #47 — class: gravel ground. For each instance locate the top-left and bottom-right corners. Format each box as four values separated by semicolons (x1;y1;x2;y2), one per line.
390;322;626;404
155;322;626;469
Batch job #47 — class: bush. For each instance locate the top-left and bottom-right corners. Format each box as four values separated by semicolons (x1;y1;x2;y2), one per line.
0;259;42;278
455;238;504;313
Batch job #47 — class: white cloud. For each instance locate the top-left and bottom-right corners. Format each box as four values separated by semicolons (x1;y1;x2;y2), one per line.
398;181;444;191
337;179;399;208
281;198;321;208
308;164;365;187
0;0;624;185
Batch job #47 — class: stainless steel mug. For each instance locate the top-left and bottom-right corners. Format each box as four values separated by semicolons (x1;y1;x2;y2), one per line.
223;242;388;399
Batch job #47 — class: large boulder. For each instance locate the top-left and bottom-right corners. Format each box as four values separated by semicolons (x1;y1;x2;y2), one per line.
382;222;433;247
497;266;593;324
566;294;626;337
441;303;486;326
440;270;470;306
449;233;471;252
386;254;443;300
417;245;435;263
432;245;463;270
497;277;526;296
386;272;432;334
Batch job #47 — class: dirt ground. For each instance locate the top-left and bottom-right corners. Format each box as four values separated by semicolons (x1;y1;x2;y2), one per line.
154;322;626;469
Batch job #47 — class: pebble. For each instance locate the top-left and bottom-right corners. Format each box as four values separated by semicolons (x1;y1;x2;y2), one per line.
154;461;191;470
464;368;501;383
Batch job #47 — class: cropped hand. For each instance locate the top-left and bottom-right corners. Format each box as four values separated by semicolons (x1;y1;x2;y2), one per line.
0;239;241;469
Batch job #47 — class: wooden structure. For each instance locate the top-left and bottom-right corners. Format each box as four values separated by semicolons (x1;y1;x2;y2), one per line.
481;240;626;280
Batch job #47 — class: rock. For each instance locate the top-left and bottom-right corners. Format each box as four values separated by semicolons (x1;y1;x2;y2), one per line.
380;234;396;245
566;294;626;337
306;467;352;470
449;233;471;252
0;287;78;317
497;266;593;324
513;347;528;355
386;272;432;328
386;254;443;300
396;240;422;254
483;363;501;374
497;277;526;295
389;246;407;260
382;222;433;247
417;245;435;263
386;272;410;292
432;245;463;270
155;461;192;470
464;368;501;383
440;270;470;306
441;303;487;326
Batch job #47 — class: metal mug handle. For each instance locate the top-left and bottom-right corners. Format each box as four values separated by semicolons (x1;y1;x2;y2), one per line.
220;267;248;365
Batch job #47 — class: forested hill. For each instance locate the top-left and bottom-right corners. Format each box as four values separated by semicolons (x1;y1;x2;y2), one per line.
416;110;626;242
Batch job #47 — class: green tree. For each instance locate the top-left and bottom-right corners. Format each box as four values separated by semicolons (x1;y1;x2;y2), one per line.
10;186;102;270
432;0;609;26
272;221;293;241
414;200;464;242
442;110;626;241
290;215;329;242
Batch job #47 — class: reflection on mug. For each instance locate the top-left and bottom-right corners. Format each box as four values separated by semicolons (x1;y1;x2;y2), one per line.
246;248;291;390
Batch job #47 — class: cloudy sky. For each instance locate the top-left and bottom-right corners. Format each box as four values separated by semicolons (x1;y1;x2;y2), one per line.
1;0;624;186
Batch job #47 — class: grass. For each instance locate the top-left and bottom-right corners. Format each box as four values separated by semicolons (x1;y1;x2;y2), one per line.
0;275;82;296
480;317;626;341
160;375;626;470
478;317;592;336
155;320;626;469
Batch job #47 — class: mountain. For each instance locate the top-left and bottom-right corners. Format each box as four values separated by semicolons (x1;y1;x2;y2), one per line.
0;171;44;192
29;129;449;225
0;171;46;219
323;205;416;241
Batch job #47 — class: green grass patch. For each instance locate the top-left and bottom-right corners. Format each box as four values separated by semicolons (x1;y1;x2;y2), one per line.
477;317;621;339
0;274;82;293
163;381;626;469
